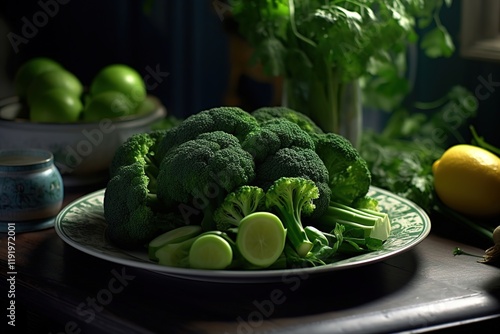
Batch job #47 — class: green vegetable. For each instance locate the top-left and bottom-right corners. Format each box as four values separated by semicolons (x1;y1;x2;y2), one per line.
242;117;315;163
300;224;344;266
251;106;324;135
265;177;319;257
109;129;166;180
312;132;371;205
156;106;259;158
103;105;395;270
236;211;287;268
254;146;331;217
189;233;234;270
316;201;391;252
231;0;455;129
156;131;256;229
213;185;266;232
155;235;198;268
148;225;203;261
154;230;234;268
103;131;186;249
359;86;477;213
352;196;380;212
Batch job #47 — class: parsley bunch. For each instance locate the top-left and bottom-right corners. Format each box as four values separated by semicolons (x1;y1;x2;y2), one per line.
231;0;455;130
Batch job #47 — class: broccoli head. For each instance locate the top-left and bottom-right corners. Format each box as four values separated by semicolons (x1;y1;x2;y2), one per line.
156;131;256;228
252;106;324;135
108;130;167;199
312;132;371;205
156;106;259;157
213;185;266;232
242;118;315;162
104;162;186;249
109;130;166;179
253;146;331;217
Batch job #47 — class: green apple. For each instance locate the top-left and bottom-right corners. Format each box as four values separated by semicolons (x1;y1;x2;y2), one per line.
14;57;63;100
89;64;146;108
26;69;83;106
82;91;135;122
29;89;83;123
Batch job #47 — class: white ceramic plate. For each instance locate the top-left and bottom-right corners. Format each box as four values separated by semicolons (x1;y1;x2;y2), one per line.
54;186;431;283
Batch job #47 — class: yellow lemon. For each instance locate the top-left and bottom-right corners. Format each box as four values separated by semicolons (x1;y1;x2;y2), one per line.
433;144;500;217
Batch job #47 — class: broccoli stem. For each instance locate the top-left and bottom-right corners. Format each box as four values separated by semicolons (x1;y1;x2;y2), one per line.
278;208;313;257
265;178;320;258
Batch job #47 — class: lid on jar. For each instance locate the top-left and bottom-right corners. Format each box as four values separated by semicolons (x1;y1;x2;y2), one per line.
0;149;54;170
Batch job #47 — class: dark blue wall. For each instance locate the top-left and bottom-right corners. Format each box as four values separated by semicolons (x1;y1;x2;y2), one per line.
410;1;500;146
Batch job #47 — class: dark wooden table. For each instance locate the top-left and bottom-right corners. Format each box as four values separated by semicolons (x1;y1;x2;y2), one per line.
2;185;500;334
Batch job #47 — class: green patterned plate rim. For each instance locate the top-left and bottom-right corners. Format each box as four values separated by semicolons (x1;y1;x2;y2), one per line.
54;186;431;283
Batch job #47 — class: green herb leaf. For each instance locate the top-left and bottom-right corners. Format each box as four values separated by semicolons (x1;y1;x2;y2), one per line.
421;27;455;58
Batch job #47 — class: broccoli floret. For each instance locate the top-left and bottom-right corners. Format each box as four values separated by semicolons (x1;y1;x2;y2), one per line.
242;118;315;162
213;185;266;232
252;106;324;135
104;130;188;249
156;131;256;229
352;196;380;211
156;106;259;157
312;132;371;205
266;177;319;257
104;162;186;249
109;130;166;180
253;146;331;217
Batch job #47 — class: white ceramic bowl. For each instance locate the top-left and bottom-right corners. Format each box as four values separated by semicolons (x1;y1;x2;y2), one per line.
0;96;166;186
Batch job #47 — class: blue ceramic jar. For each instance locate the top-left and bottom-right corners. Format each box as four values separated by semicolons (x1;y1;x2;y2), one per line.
0;149;64;232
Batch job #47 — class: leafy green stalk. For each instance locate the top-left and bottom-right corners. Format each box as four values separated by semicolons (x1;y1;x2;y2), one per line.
316;201;391;252
283;224;344;267
284;65;359;138
232;0;455;115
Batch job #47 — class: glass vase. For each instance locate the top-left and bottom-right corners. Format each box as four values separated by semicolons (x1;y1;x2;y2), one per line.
282;73;362;148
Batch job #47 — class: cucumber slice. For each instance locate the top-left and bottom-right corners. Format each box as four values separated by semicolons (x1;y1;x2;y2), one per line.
148;225;203;261
236;212;287;268
156;237;197;268
188;234;233;270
